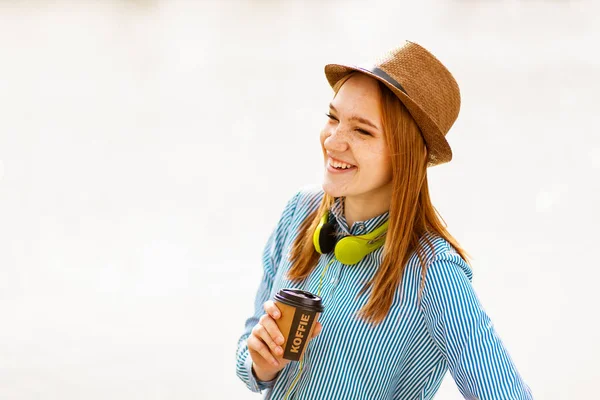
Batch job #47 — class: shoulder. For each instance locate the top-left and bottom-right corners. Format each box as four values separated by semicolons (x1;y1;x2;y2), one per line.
283;184;324;221
415;231;473;282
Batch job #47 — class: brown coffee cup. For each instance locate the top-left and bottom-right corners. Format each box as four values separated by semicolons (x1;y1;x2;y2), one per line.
273;288;324;361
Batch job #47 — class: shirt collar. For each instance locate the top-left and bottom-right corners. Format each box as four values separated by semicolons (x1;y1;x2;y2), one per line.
329;196;390;236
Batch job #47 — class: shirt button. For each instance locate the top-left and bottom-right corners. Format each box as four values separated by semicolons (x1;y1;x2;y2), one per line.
330;278;337;284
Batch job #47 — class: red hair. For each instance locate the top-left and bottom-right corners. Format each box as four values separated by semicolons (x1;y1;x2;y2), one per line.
286;72;471;325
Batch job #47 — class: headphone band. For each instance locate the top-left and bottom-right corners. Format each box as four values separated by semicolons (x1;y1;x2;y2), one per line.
313;209;389;265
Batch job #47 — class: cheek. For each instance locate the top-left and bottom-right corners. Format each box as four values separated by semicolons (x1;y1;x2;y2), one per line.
376;159;392;180
383;158;393;180
381;151;393;179
361;147;392;179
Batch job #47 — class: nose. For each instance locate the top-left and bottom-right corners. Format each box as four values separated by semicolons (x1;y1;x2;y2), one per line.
323;126;349;153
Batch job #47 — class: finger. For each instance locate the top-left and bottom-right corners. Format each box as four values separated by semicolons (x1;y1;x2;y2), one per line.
248;333;279;367
263;300;281;319
260;314;285;347
255;320;284;356
311;321;322;338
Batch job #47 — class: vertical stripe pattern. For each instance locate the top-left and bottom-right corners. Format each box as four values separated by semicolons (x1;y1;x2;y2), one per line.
235;186;533;399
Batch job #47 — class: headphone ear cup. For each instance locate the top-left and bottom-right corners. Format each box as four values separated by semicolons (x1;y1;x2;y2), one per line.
334;236;369;265
334;220;389;265
318;222;337;254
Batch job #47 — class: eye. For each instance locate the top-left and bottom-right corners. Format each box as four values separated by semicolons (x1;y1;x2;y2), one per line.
325;113;338;121
355;128;372;136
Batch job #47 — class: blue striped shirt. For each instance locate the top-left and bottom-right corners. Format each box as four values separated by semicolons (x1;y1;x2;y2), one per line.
235;186;533;399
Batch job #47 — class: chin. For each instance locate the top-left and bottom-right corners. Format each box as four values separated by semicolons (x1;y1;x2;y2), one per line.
321;182;348;199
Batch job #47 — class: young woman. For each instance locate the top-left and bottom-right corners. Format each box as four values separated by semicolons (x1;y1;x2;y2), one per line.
235;41;533;399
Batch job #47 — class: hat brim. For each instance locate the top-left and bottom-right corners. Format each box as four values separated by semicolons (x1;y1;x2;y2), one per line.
324;63;452;167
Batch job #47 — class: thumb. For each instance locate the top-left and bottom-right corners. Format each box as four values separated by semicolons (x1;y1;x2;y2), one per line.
311;321;323;339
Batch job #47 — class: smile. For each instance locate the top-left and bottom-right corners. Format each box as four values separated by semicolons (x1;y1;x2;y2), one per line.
327;158;357;173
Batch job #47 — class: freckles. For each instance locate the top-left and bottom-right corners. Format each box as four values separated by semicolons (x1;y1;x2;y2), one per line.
371;141;390;156
358;141;385;155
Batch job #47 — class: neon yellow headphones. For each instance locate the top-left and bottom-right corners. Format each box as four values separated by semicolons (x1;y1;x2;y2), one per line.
312;210;389;265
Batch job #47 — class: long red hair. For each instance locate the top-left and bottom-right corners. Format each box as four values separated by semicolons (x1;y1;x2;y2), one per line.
286;72;471;325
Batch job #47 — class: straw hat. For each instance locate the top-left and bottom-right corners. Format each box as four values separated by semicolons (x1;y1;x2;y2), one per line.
324;40;461;167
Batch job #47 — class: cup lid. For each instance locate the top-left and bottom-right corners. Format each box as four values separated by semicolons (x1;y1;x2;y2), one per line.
274;288;324;312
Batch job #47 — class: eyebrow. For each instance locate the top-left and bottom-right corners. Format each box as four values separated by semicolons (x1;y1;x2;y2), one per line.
329;103;380;132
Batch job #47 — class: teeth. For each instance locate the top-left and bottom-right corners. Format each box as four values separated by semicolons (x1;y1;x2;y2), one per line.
329;159;355;169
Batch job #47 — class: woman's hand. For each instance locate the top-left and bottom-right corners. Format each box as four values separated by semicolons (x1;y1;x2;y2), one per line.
248;300;323;382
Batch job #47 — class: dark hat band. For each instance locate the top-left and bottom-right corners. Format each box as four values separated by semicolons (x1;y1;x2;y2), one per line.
358;66;408;96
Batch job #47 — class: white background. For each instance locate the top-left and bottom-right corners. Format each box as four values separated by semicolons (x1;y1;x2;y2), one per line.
0;0;598;399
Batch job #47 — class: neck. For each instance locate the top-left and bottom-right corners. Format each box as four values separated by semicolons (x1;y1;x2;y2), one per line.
343;188;391;230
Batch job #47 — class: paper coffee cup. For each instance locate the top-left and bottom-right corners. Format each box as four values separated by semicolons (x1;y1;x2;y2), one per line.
273;288;324;361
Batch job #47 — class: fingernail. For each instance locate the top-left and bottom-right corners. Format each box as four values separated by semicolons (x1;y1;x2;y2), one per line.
272;359;279;366
277;336;284;345
276;346;283;354
274;311;280;318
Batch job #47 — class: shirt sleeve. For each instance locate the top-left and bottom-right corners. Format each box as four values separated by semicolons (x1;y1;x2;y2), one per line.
235;190;302;393
420;250;534;400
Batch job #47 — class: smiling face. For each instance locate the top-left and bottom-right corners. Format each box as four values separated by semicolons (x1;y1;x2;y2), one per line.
320;73;393;203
